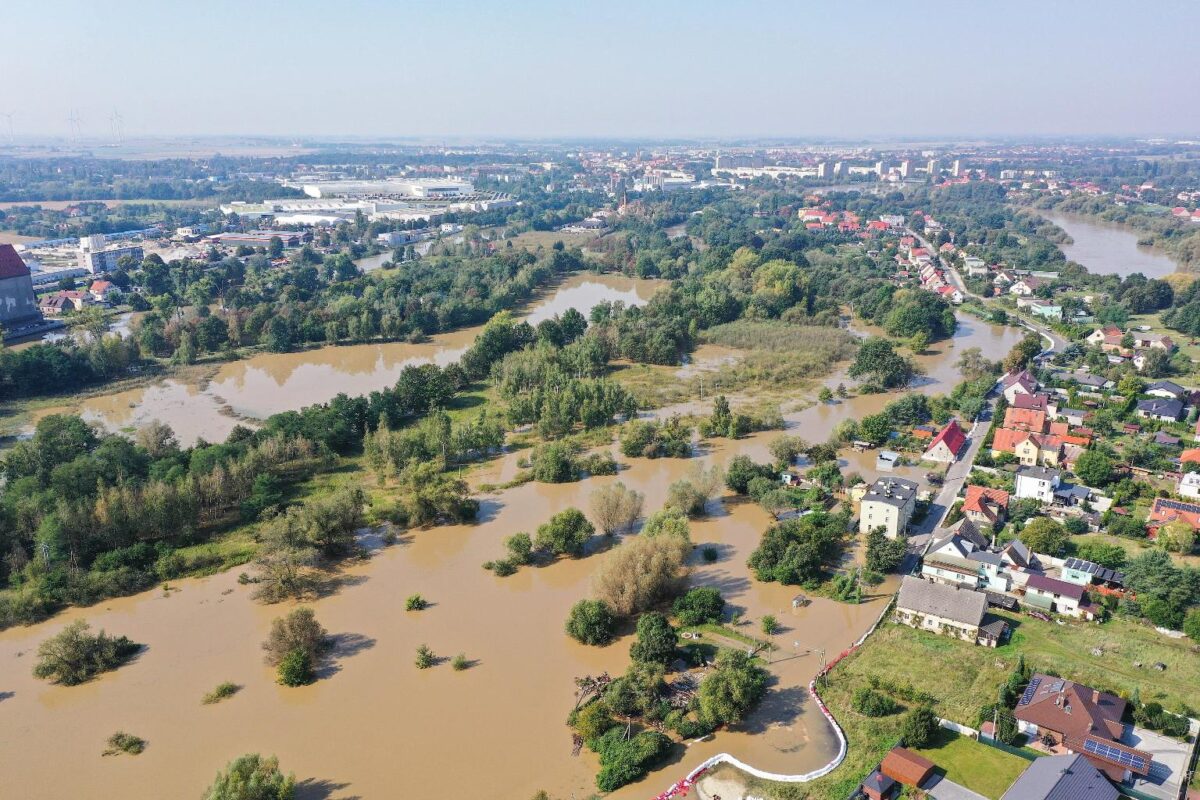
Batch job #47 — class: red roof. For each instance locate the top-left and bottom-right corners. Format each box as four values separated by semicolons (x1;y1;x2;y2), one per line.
926;419;966;456
1181;448;1200;464
0;244;31;280
880;748;934;787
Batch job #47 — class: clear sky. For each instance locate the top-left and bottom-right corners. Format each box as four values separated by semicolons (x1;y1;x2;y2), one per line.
2;0;1198;140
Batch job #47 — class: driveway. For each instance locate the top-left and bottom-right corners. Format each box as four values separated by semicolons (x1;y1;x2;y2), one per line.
909;397;996;540
923;773;989;800
1123;724;1196;800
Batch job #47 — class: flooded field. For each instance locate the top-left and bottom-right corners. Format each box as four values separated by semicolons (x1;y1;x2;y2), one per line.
0;307;1024;799
30;273;664;445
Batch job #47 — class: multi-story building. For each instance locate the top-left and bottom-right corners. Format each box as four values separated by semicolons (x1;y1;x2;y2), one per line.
858;477;919;539
77;245;144;274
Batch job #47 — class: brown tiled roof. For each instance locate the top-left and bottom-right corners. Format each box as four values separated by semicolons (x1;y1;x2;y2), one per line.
881;747;934;786
1013;674;1126;744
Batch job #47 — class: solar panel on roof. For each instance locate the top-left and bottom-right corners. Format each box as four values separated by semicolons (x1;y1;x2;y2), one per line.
1048;680;1065;693
1019;677;1041;705
1083;738;1148;772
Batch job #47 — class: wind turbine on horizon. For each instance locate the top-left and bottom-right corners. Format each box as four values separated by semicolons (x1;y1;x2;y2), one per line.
109;109;125;144
0;112;13;144
67;109;83;143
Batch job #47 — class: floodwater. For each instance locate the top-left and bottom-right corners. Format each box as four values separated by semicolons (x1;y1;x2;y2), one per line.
33;273;664;445
0;307;1026;800
1041;210;1180;280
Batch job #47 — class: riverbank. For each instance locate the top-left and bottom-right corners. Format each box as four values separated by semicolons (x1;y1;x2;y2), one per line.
1038;209;1183;280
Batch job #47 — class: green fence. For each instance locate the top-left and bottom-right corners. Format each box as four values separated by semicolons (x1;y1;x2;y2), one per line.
979;736;1037;762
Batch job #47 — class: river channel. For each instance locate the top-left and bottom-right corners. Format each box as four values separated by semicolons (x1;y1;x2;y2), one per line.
1041;209;1180;280
0;287;1026;799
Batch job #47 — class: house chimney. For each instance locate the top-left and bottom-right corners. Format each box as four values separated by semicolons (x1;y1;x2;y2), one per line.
1093;689;1100;703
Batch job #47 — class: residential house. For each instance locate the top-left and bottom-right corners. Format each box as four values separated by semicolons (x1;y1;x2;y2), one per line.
963;256;987;276
894;576;1005;646
1147;497;1200;537
1086;325;1123;346
88;279;116;302
1002;369;1038;403
1132;332;1175;351
962;485;1009;527
1029;301;1063;321
1178;472;1200;500
1024;574;1094;619
1135;397;1182;422
858;477;919;539
999;754;1118;800
921;552;980;588
1146;380;1187;400
1013;676;1152;784
1013;392;1051;412
923;419;966;463
992;428;1061;467
969;549;1015;592
1004;406;1047;433
1060;557;1124;591
1010;276;1044;296
38;290;89;315
1015;465;1061;503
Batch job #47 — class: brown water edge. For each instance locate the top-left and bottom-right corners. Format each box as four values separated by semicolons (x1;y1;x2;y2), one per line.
1040;210;1182;280
29;273;666;446
0;314;1024;800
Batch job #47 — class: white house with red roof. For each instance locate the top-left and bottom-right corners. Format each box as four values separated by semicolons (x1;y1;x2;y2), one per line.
924;419;967;463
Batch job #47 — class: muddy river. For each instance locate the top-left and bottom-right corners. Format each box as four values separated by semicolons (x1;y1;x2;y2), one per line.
31;273;663;446
0;298;1024;799
1041;210;1181;280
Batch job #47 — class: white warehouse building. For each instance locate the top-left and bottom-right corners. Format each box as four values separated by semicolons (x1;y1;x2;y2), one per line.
298;179;474;199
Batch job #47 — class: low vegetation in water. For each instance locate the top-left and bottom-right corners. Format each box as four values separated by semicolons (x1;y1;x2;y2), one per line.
103;731;146;756
415;644;436;669
32;620;141;686
202;682;241;705
405;593;428;611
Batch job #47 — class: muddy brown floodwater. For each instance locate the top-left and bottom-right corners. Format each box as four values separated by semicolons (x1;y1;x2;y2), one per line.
29;273;665;446
0;308;1024;799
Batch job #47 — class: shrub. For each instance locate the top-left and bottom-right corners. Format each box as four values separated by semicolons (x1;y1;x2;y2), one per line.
901;704;939;748
487;558;519;577
590;482;645;536
504;532;534;564
672;587;725;626
405;594;428;611
641;506;691;541
276;649;314;687
565;599;616;645
702;546;718;563
103;731;146;756
203;682;241;705
32;620;140;686
262;608;327;667
573;700;615;742
852;687;900;717
202;753;295;800
415;644;435;669
591;728;672;791
451;653;470;671
761;615;780;635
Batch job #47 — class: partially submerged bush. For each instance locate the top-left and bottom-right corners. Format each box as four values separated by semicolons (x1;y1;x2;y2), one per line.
32;620;140;686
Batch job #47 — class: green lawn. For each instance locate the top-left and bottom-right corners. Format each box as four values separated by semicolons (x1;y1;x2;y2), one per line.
912;730;1029;800
740;612;1200;799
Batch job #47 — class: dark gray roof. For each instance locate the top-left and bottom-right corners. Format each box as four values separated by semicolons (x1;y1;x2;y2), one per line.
1148;380;1185;396
896;576;987;626
1137;397;1182;417
1017;465;1061;481
1057;407;1088;417
1000;753;1117;800
863;477;919;508
954;518;990;549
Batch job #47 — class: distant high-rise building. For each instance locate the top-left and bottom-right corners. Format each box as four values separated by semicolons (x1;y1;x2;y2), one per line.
899;160;911;178
926;159;939;176
834;161;844;176
952;159;963;178
874;160;885;177
817;161;829;179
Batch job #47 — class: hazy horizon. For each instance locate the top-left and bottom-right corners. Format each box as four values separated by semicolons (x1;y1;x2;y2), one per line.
3;0;1199;140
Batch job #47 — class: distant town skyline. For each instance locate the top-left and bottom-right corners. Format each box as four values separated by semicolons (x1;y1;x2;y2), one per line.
2;0;1199;140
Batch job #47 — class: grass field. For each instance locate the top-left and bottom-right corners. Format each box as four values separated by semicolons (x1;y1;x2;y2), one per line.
912;730;1029;799
502;230;599;251
740;610;1200;799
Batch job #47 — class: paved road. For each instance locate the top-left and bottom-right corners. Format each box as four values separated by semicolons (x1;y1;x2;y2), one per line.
906;228;1068;357
909;398;996;540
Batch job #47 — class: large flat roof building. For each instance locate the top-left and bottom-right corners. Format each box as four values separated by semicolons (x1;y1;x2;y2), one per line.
297;178;474;199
